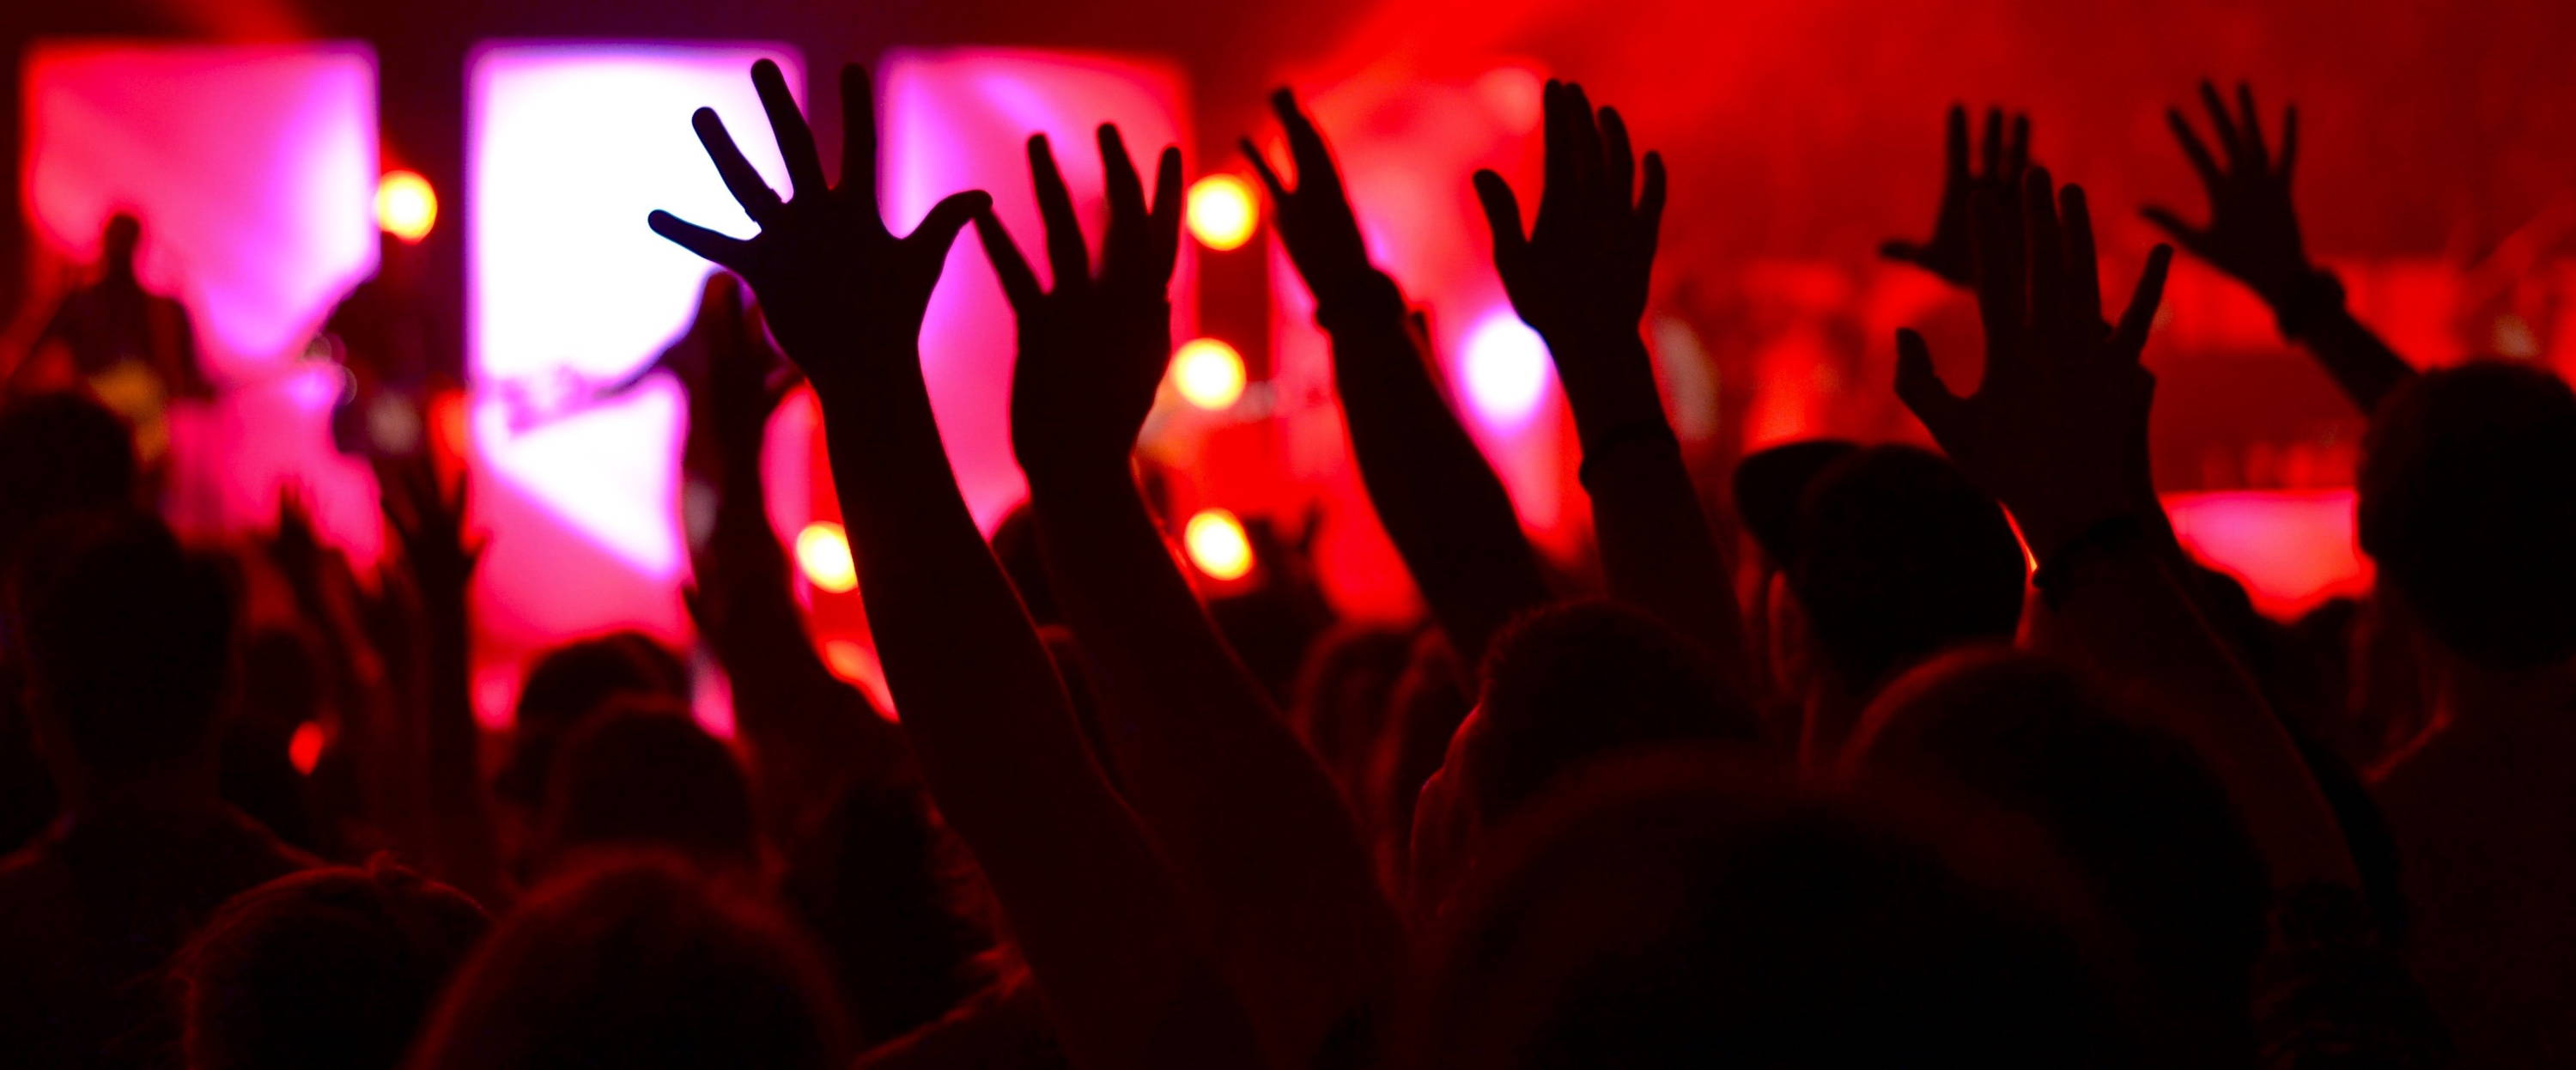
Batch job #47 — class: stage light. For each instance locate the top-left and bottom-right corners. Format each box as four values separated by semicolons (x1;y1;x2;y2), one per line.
1462;313;1552;428
376;169;436;242
1172;337;1246;410
823;640;871;683
1187;173;1258;251
795;520;858;593
289;721;327;775
1184;508;1255;581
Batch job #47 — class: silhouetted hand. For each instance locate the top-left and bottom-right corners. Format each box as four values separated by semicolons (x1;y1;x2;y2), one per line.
264;484;327;589
1897;169;2173;564
1475;81;1665;346
975;126;1183;471
2142;81;2308;305
1241;90;1388;316
1474;80;1667;424
376;455;483;606
1882;105;2031;286
649;60;988;386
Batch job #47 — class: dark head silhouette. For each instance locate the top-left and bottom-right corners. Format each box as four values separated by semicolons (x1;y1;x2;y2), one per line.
101;214;143;278
172;860;489;1070
1782;445;2026;696
0;393;137;565
532;697;758;878
1406;749;2131;1070
2359;360;2576;670
410;852;849;1070
9;508;232;791
493;631;690;812
1844;646;2269;1059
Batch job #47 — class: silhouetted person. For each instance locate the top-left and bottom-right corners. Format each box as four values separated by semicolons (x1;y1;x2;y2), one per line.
169;860;489;1070
0;509;315;1068
0;393;137;854
22;215;207;473
2362;362;2576;1065
409;852;849;1070
781;775;996;1048
530;697;759;880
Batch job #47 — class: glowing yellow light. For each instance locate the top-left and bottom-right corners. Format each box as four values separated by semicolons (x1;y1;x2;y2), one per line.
1172;337;1247;410
375;170;438;243
1184;508;1255;581
1186;173;1259;251
795;521;858;593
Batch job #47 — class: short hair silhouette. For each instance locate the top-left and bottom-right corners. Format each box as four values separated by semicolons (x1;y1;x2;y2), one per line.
172;860;489;1070
533;697;757;878
0;393;136;562
494;631;690;810
9;508;232;779
410;852;849;1070
2359;360;2576;669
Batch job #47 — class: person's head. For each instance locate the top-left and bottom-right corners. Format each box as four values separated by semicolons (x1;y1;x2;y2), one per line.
1291;622;1419;797
533;697;757;879
8;508;232;793
0;392;137;564
1775;445;2025;701
781;775;994;1046
1404;748;2130;1070
410;852;849;1070
2358;361;2576;672
171;860;489;1070
494;631;690;812
1843;647;2269;1056
1412;601;1756;905
102;213;143;274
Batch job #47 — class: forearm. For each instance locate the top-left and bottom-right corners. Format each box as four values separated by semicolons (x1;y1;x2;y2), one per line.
2293;311;2415;417
1326;275;1550;665
814;368;1219;1070
1024;456;1405;1067
1556;329;1748;692
422;595;502;901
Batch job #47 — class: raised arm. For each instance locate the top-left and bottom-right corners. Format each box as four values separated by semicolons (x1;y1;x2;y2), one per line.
1882;104;2031;288
1473;81;1747;692
374;455;503;903
1242;90;1549;666
2144;80;2414;415
975;125;1403;1070
647;61;1252;1070
1894;168;2355;891
681;278;907;833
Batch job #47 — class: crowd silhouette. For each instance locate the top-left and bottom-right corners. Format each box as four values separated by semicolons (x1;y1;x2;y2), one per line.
1;55;2569;1069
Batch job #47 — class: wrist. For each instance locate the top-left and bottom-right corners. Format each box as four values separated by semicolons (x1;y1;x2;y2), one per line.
2265;268;2346;341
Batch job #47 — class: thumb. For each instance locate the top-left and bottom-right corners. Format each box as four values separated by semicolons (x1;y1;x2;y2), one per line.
1893;327;1963;433
909;190;992;254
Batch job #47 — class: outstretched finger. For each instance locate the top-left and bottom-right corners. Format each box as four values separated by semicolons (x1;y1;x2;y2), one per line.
2061;185;2104;335
1027;135;1089;288
1240;137;1290;203
2237;82;2269;172
973;206;1045;310
1601;106;1637;208
2109;245;2175;361
1894;327;1965;434
1980;106;2002;179
1272;89;1346;200
2166;109;2223;188
2138;205;2211;258
1636;151;1667;256
840;65;878;210
1560;83;1605;196
649;210;751;271
1969;185;2029;377
2006;112;2031;179
2196;80;2245;170
1473;169;1529;269
751;59;826;200
693;109;781;223
1943;103;1970;185
1149;146;1184;276
2021;168;2069;353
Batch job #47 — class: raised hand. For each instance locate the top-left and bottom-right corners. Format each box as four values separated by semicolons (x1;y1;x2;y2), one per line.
1474;79;1666;364
648;60;987;385
2142;80;2310;305
1240;90;1390;319
1882;105;2032;286
375;454;483;604
1896;169;2173;565
974;126;1183;471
